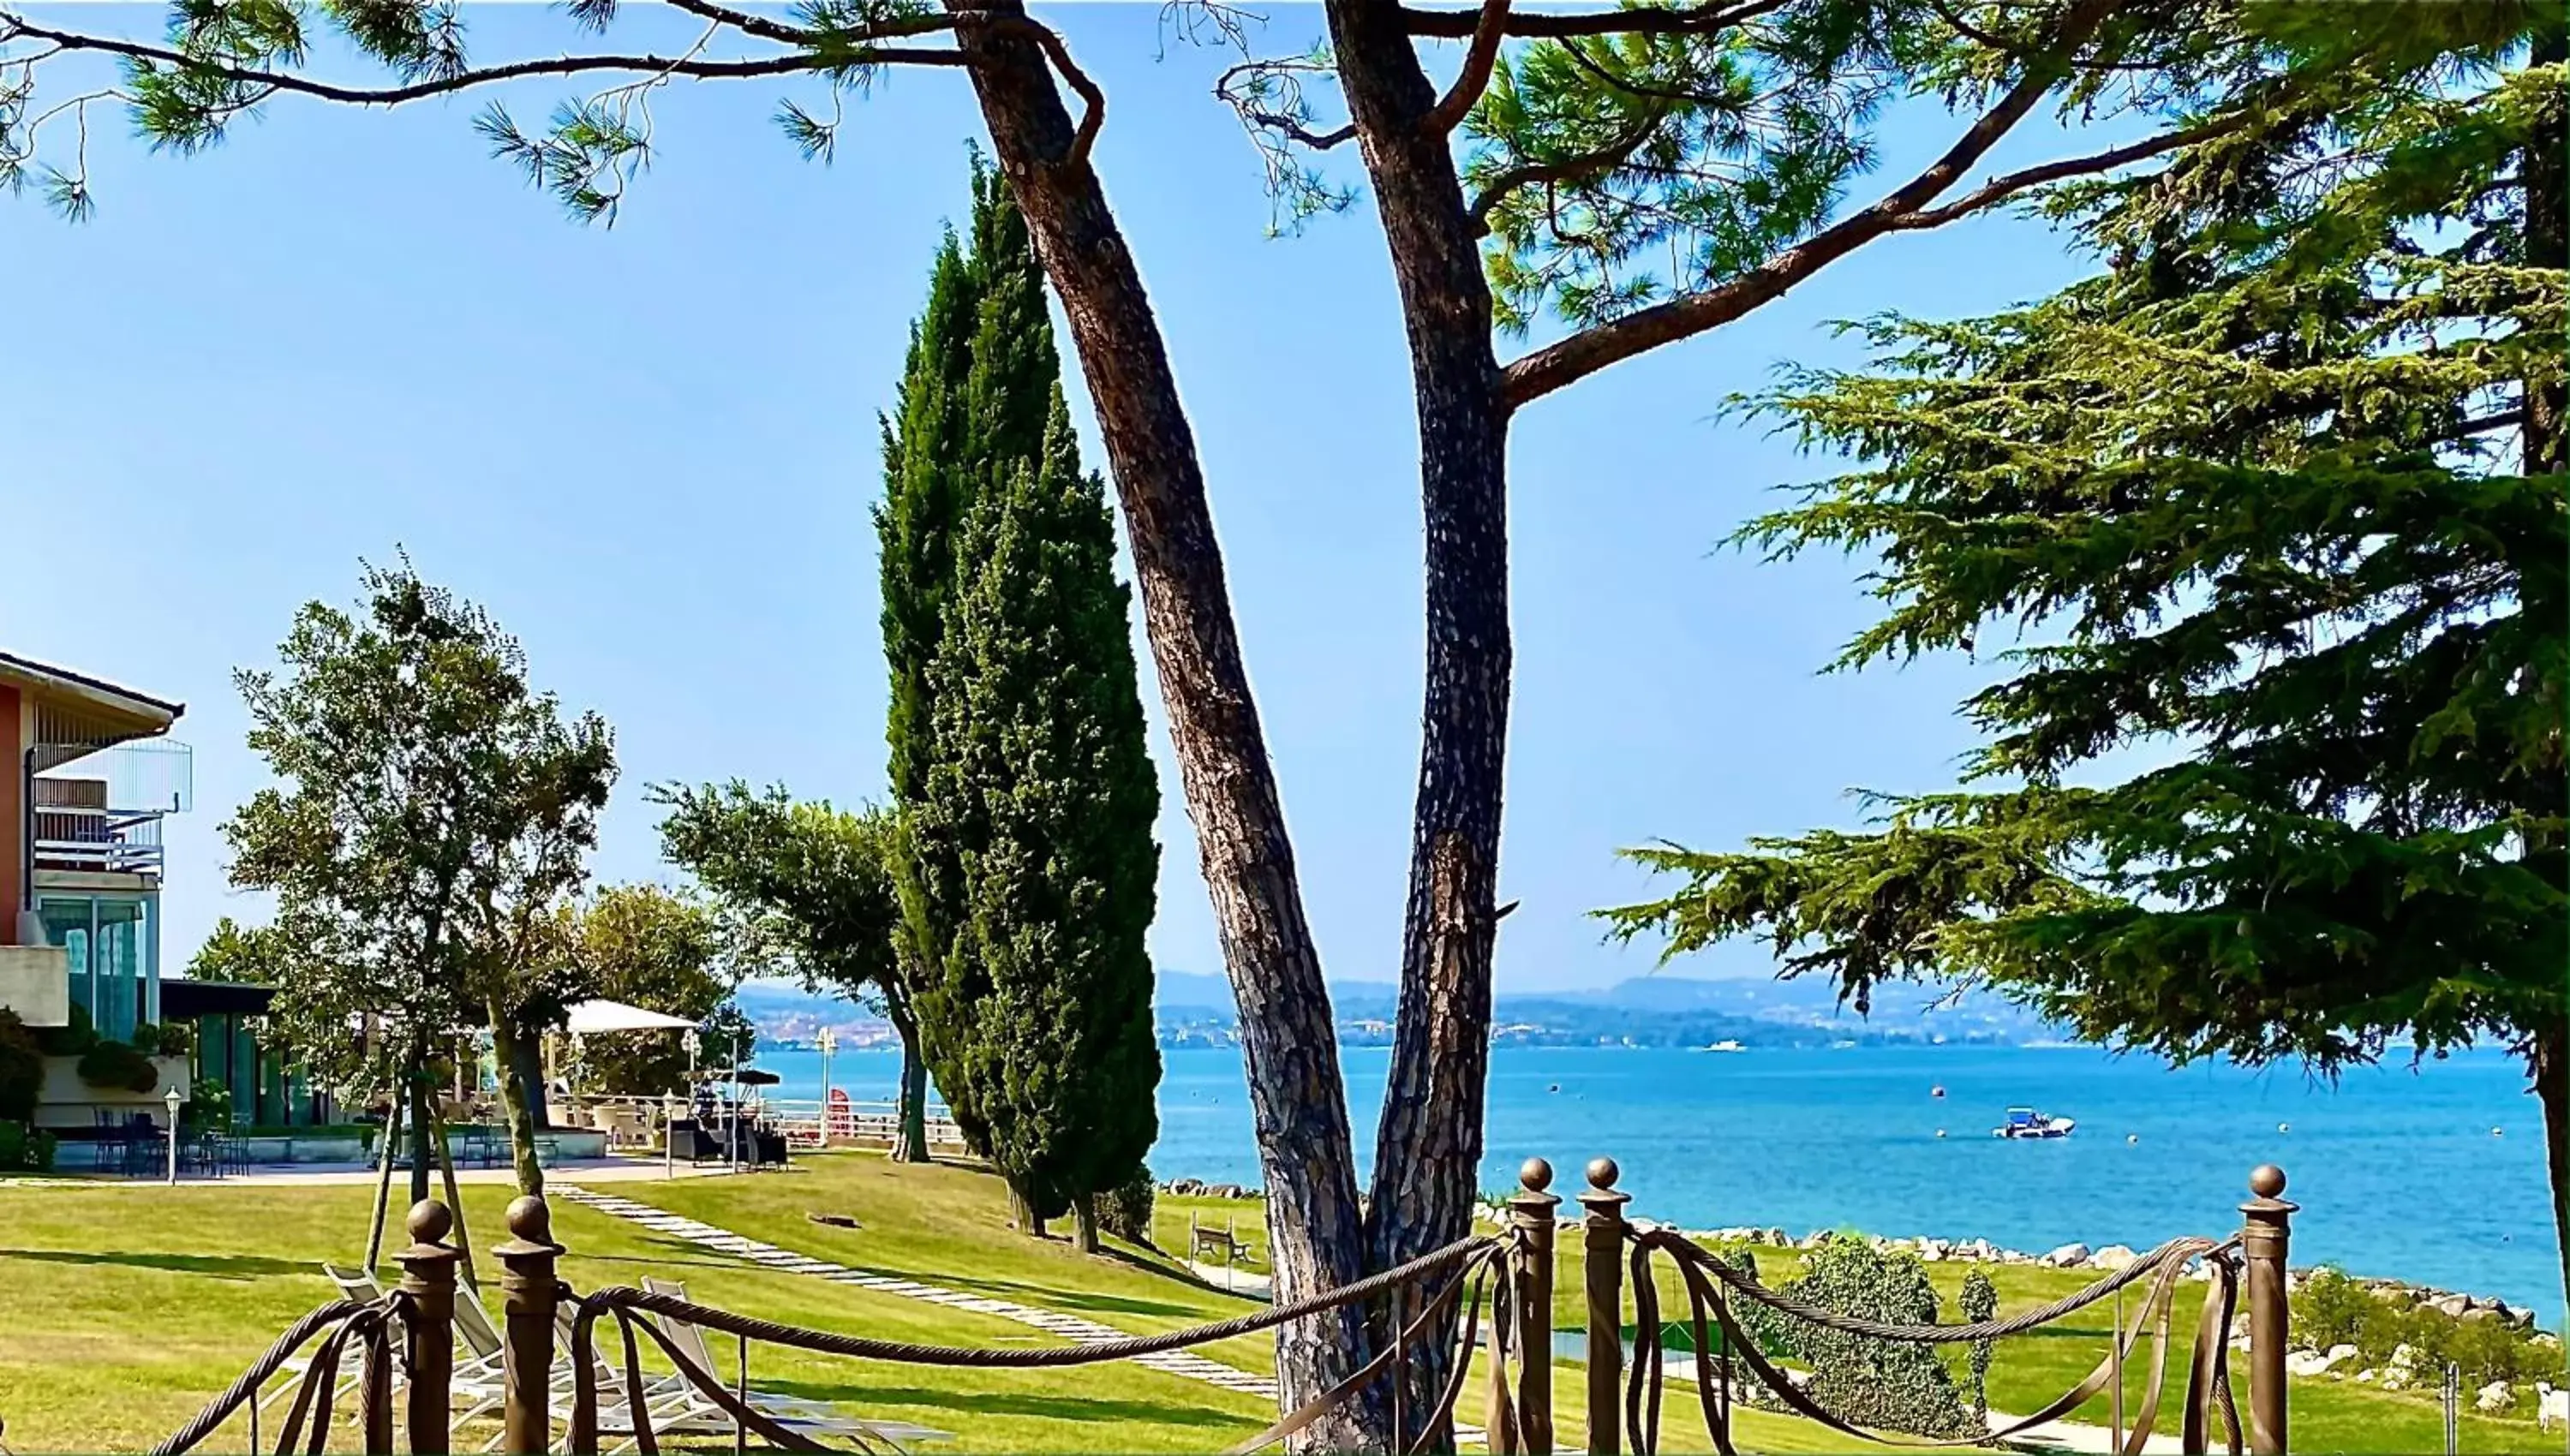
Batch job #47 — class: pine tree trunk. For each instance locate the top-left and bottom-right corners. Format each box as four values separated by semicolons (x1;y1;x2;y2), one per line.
2525;22;2564;476
487;996;547;1196
1324;4;1515;1446
1074;1192;1101;1255
887;986;932;1165
2532;1018;2570;1386
946;3;1371;1441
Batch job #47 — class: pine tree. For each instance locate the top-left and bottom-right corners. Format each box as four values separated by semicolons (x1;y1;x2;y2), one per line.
1605;4;2568;1315
892;160;1162;1242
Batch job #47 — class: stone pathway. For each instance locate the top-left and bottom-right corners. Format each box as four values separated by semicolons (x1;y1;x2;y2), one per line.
553;1184;1280;1403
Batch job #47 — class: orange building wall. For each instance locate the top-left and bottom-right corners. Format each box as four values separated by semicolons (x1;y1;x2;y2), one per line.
0;684;18;945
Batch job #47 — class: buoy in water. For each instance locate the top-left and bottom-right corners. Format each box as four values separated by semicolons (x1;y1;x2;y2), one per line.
1934;1129;1946;1139
1931;1085;1945;1099
2493;1126;2504;1137
2278;1122;2291;1134
2126;1134;2139;1145
1547;1084;1561;1095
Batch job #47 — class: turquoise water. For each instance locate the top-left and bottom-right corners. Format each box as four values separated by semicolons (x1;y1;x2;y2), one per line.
752;1041;2561;1324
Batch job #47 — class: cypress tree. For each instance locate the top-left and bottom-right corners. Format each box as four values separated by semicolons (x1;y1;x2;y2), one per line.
892;159;1162;1242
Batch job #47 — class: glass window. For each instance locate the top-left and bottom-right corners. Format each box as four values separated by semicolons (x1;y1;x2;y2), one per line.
93;901;142;1042
37;899;92;1026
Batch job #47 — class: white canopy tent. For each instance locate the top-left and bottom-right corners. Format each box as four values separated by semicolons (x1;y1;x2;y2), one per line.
563;999;700;1034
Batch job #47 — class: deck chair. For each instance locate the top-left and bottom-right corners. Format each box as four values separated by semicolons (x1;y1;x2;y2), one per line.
267;1266;509;1417
553;1277;947;1454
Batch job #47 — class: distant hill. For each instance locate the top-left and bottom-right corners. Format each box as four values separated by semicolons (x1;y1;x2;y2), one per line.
1151;969;2065;1049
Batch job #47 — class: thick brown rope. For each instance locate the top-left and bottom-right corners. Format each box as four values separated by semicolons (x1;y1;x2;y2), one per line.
151;1300;370;1456
1623;1230;2245;1456
1652;1230;2236;1343
573;1231;1497;1370
1222;1245;1502;1455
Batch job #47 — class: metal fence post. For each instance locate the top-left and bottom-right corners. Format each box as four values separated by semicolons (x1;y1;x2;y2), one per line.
397;1198;463;1456
1509;1158;1562;1455
2241;1165;2296;1456
495;1194;564;1456
1579;1158;1630;1456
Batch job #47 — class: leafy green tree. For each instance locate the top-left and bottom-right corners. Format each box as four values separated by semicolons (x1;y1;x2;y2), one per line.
894;165;1162;1249
1;0;2343;1432
1606;3;2568;1316
649;783;923;1157
570;883;735;1098
224;558;614;1196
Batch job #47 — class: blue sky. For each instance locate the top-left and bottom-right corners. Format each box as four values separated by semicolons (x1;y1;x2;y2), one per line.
3;3;2112;994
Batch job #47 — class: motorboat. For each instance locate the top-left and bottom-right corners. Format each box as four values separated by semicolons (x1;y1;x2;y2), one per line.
1993;1106;2075;1139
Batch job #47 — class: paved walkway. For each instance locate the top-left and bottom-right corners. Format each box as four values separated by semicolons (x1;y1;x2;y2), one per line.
553;1183;1282;1403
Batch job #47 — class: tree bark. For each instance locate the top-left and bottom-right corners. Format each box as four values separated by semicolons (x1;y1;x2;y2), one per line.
487;996;547;1196
407;1050;433;1208
2531;1017;2569;1381
945;3;1371;1441
1324;3;1516;1447
1073;1191;1101;1255
886;983;932;1164
2525;21;2564;477
1007;1178;1049;1239
364;1082;404;1270
429;1101;481;1292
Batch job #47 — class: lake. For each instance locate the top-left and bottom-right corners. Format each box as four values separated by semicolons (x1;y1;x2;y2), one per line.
750;1041;2561;1324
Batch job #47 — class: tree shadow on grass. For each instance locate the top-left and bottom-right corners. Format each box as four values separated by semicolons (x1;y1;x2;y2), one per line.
753;1375;1259;1429
0;1246;312;1280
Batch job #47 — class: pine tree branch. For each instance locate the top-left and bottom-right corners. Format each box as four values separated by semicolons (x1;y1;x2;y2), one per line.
1886;109;2261;230
1213;57;1357;151
1500;0;2128;409
0;13;954;107
1468;104;1666;232
1397;0;1790;39
1423;0;1510;134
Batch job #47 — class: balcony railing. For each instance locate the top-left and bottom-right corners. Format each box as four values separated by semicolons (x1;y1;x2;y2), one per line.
32;805;165;875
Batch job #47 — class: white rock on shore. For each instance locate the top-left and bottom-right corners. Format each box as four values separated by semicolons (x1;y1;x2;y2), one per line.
2041;1242;2093;1268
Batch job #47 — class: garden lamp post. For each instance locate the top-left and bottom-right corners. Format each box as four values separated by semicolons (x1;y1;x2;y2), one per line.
816;1026;836;1142
164;1086;184;1184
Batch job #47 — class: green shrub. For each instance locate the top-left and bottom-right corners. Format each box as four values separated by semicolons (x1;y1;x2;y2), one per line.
75;1038;158;1094
2292;1266;2551;1386
0;1120;57;1172
2292;1267;2381;1352
1960;1268;1999;1424
0;1010;43;1122
35;1003;97;1058
1097;1163;1156;1247
132;1021;193;1058
1755;1240;1976;1437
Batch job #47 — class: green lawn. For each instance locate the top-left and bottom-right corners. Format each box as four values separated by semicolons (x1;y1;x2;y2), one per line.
0;1161;2552;1453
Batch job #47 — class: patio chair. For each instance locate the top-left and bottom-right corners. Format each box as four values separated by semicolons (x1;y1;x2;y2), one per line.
266;1266;508;1417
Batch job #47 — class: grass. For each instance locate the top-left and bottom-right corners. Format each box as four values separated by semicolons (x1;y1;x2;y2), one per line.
1101;1191;2559;1454
0;1161;2554;1453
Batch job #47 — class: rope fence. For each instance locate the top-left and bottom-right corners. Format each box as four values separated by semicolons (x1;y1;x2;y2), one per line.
127;1159;2300;1456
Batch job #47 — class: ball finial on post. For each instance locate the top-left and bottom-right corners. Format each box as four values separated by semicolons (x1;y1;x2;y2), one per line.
2248;1164;2286;1200
1519;1156;1554;1195
407;1198;454;1246
504;1193;553;1247
1585;1156;1620;1191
